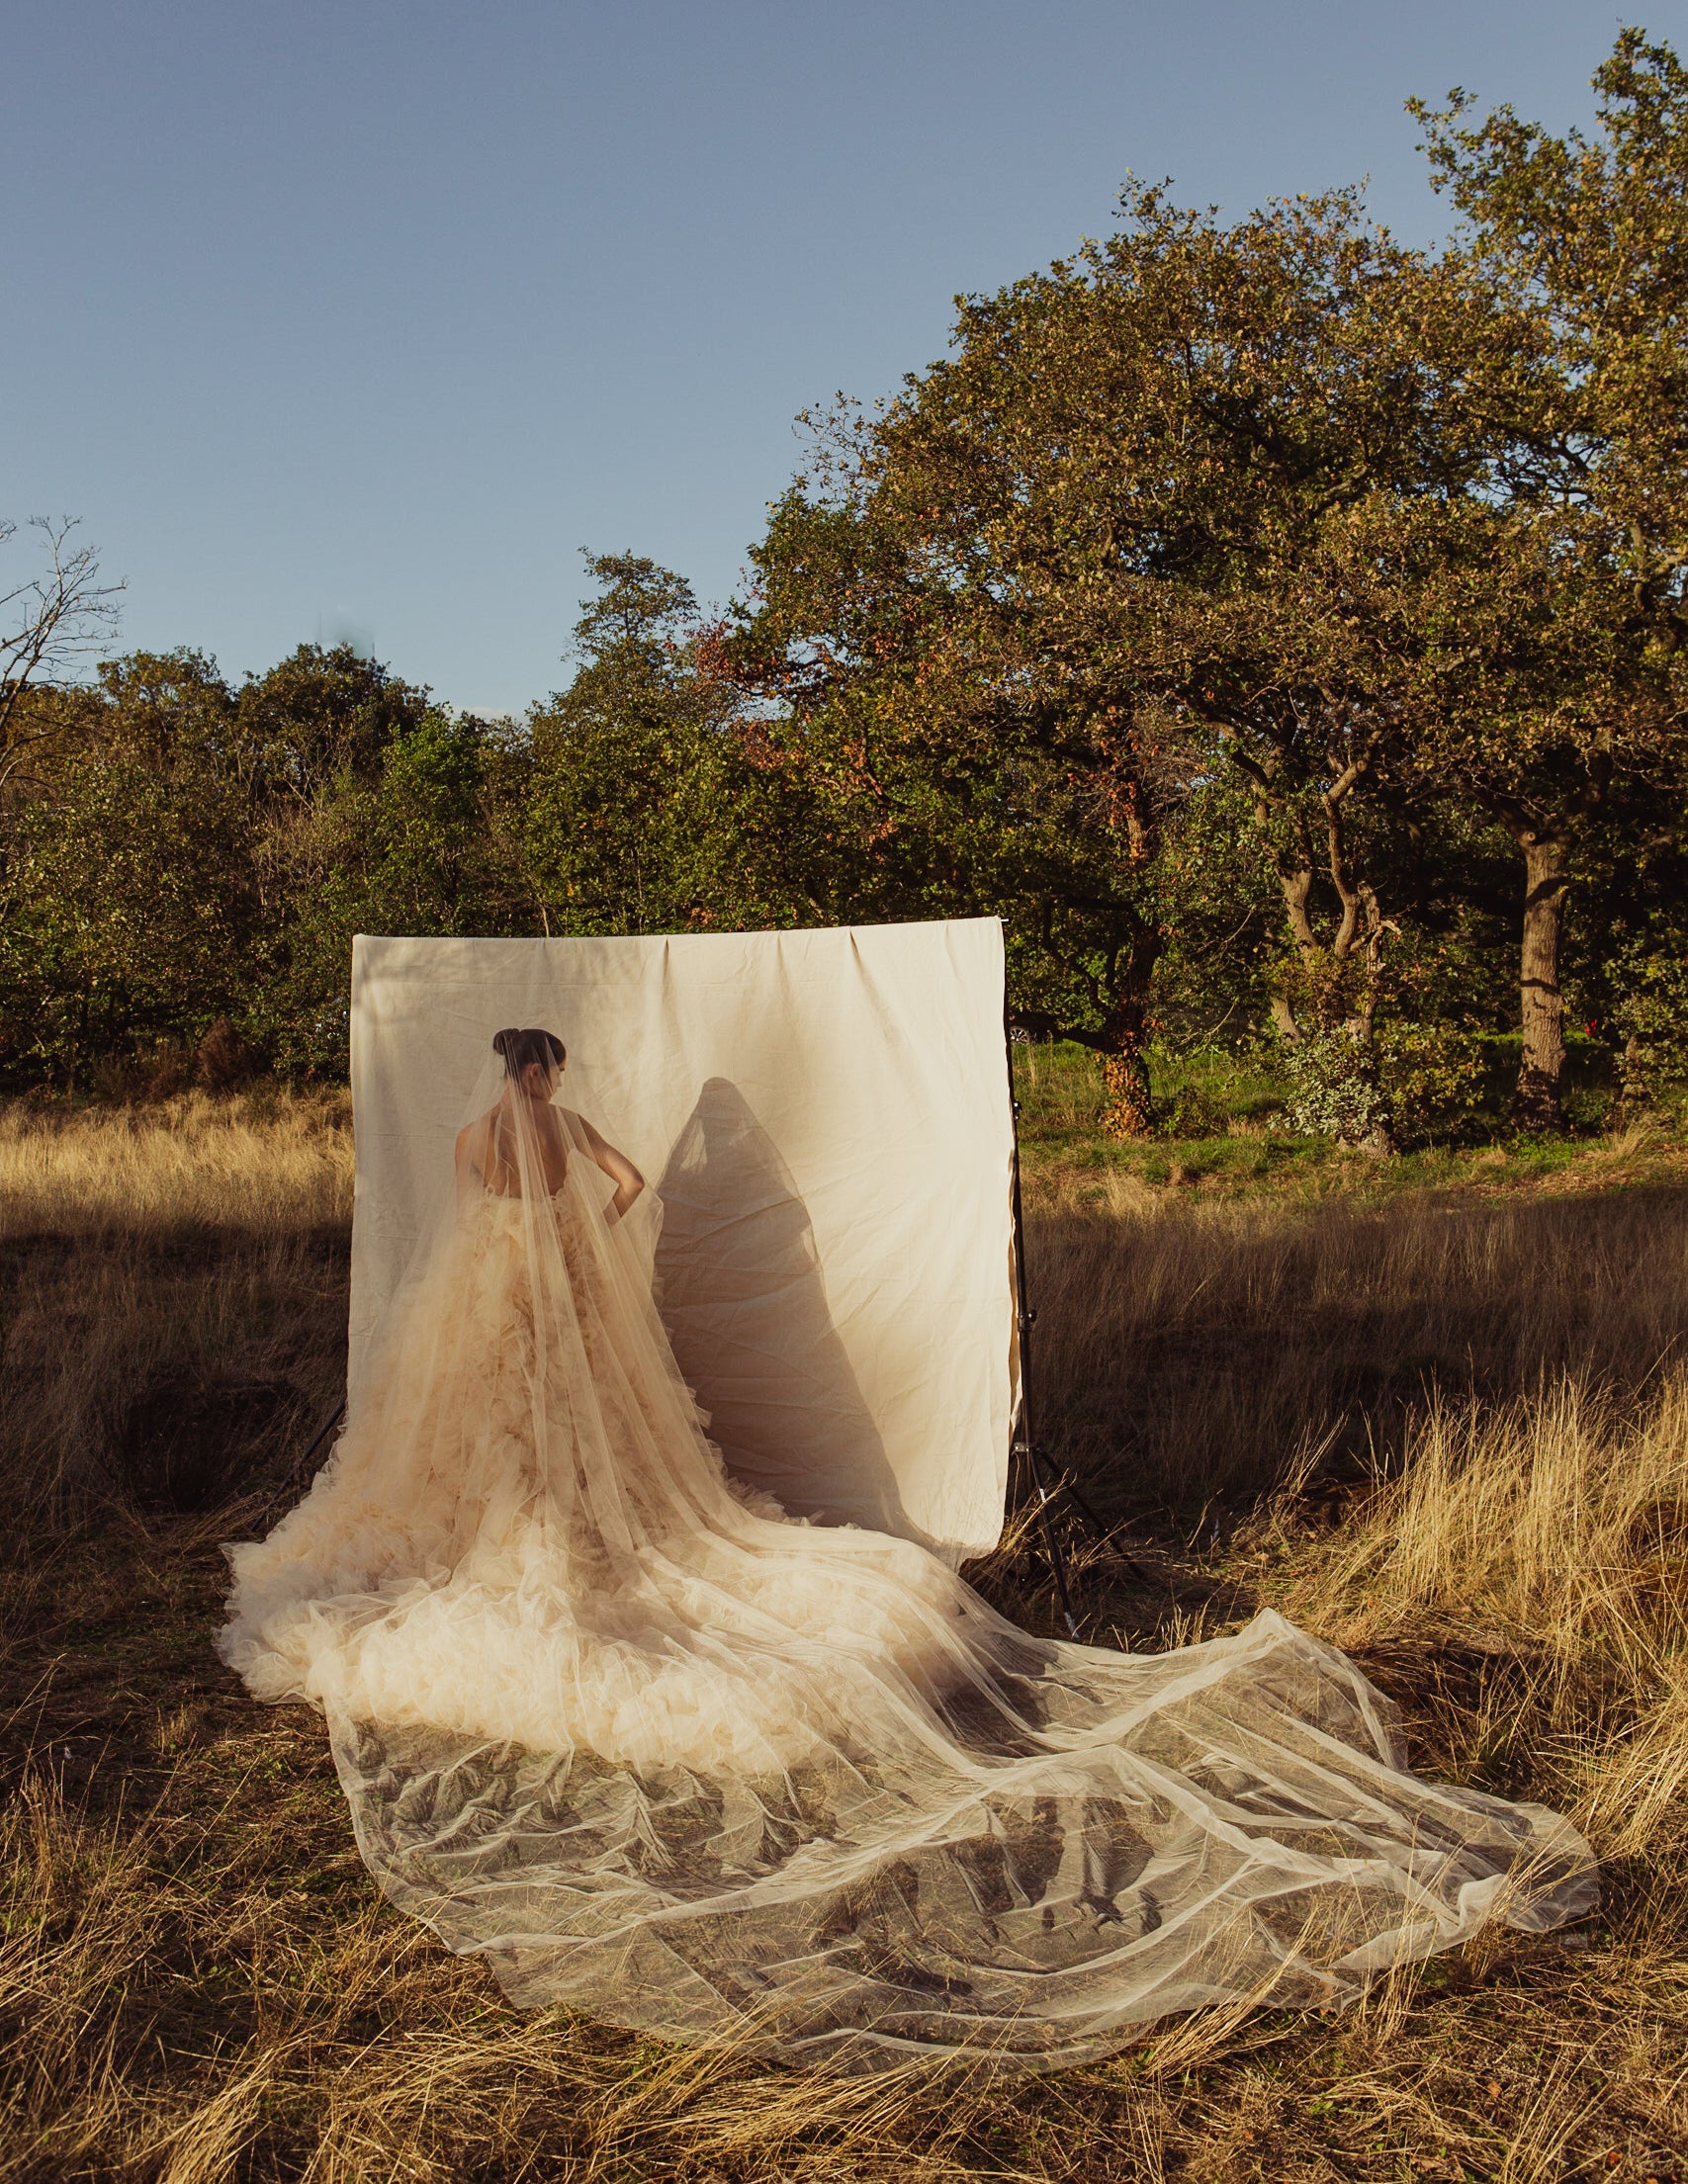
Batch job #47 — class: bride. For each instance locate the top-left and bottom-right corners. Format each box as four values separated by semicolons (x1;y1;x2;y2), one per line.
221;1025;1595;2072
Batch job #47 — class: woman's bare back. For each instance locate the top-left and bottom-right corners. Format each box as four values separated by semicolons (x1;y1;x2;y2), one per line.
454;1101;646;1222
456;1100;570;1199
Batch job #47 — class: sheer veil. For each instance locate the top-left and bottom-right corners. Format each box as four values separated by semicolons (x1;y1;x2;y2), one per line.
220;1035;1596;2073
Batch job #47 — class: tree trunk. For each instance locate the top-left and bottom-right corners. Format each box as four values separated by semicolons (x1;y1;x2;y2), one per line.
1101;1041;1153;1139
1099;929;1160;1140
1513;832;1568;1132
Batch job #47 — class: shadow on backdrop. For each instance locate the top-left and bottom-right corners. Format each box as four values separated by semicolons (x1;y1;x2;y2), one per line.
654;1077;920;1543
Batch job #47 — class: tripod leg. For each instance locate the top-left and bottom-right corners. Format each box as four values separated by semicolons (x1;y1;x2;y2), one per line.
280;1397;346;1494
1035;1484;1082;1638
1004;1022;1079;1637
1027;1441;1158;1587
1029;1441;1111;1541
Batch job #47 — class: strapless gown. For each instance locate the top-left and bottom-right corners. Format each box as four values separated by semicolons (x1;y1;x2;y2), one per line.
220;1159;1596;2072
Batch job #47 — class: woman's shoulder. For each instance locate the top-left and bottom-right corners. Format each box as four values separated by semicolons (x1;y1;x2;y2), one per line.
455;1107;497;1151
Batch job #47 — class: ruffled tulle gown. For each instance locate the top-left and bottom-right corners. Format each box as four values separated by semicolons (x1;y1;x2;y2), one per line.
220;1107;1596;2072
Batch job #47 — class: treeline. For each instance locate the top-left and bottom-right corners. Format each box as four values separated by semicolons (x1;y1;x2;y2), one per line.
6;30;1688;1142
0;591;822;1091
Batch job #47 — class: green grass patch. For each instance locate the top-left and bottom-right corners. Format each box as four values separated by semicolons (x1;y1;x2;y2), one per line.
1012;1037;1688;1201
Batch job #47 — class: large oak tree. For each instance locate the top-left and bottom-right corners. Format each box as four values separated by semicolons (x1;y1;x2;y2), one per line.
730;188;1483;1132
1409;32;1688;1124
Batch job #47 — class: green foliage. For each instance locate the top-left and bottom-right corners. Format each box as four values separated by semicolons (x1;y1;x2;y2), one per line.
0;565;827;1087
0;653;259;1084
5;32;1688;1134
1276;1028;1389;1147
717;37;1688;1133
520;555;738;935
1372;1021;1491;1146
1153;1076;1232;1141
1271;1018;1489;1150
237;644;433;801
517;553;837;940
1150;776;1282;1047
256;706;509;1079
1610;941;1688;1111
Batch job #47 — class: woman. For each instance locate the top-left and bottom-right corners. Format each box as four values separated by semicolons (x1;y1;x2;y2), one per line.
454;1028;644;1216
221;1027;1595;2073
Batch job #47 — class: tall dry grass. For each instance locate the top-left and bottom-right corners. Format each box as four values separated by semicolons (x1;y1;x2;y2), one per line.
0;1093;351;1544
1266;1374;1688;1889
0;1091;352;1241
1027;1167;1688;1514
1023;1168;1688;1922
2;1098;1687;2178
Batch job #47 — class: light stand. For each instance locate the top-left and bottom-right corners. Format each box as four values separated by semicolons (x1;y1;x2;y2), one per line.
1004;1018;1118;1637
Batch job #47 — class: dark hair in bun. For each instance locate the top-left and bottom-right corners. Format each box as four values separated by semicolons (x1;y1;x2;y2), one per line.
492;1026;566;1078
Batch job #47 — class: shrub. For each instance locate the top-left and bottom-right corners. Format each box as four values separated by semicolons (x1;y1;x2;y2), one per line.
1276;1025;1389;1145
1373;1020;1490;1146
1155;1080;1230;1139
197;1016;257;1093
1610;945;1688;1113
1274;1019;1489;1149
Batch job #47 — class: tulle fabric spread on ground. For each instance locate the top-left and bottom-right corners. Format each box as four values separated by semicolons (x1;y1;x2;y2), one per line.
220;1086;1596;2073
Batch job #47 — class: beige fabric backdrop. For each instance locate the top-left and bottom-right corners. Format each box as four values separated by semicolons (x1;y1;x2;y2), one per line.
348;918;1016;1562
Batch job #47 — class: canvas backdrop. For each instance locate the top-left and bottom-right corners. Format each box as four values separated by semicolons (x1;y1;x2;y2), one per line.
348;918;1016;1562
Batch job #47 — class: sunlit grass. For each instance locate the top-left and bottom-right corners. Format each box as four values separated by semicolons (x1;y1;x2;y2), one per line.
1015;1036;1688;1201
0;1089;352;1240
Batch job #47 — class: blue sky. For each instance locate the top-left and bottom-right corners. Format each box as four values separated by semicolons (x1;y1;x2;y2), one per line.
5;1;1671;715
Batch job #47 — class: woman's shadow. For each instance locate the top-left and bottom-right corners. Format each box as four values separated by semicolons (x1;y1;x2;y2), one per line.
654;1078;921;1542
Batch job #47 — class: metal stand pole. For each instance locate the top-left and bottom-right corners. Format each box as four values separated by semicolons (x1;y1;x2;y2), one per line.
1005;1018;1085;1637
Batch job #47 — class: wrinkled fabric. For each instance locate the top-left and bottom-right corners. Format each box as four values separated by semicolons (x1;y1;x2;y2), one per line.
347;922;1017;1564
221;1083;1597;2073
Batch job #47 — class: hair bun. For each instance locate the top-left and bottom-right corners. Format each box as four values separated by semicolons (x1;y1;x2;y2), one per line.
493;1026;567;1079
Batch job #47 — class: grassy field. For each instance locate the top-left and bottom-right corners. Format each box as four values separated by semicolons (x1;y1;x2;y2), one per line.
2;1070;1686;2181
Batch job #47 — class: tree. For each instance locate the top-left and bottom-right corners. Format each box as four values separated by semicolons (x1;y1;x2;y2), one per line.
731;472;1188;1134
519;553;810;939
0;636;510;1086
731;189;1486;1134
235;643;434;806
0;517;123;803
257;703;512;1076
225;645;482;1071
1410;32;1688;1125
0;652;257;1083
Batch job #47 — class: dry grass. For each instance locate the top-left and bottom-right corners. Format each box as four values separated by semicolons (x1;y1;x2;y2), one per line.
1026;1168;1688;1515
3;1096;1687;2180
1266;1375;1688;1884
0;1093;351;1539
0;1091;352;1242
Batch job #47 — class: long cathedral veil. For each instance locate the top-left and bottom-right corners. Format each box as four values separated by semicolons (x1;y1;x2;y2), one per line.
220;1040;1596;2072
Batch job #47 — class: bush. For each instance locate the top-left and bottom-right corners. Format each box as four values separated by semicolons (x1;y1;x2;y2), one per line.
1373;1020;1490;1146
1277;1026;1389;1145
1155;1080;1230;1139
196;1017;258;1093
1274;1019;1488;1149
1610;945;1688;1113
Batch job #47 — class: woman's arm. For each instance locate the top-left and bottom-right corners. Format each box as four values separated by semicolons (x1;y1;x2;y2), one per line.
573;1113;646;1224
